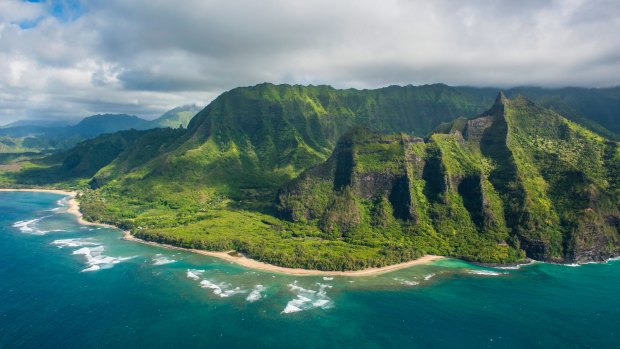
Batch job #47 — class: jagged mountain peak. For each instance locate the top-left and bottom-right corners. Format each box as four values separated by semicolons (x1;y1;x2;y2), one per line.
495;90;508;105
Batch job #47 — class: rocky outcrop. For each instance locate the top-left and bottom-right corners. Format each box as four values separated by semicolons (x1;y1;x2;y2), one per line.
277;127;418;234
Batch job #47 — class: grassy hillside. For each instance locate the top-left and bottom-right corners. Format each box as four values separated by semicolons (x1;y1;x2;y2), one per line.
506;86;620;139
0;106;201;156
148;105;202;129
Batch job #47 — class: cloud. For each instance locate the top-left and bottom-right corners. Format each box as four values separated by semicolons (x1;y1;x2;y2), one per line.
0;0;619;123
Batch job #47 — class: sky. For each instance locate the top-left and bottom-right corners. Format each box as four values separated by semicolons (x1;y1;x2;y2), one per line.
0;0;619;124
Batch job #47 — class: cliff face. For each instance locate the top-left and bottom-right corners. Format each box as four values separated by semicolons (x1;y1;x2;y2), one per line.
278;93;620;264
277;128;418;227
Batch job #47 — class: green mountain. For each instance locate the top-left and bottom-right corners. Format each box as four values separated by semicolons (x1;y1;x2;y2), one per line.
0;114;150;153
0;106;202;155
2;84;618;270
148;105;202;129
279;93;619;263
505;86;620;139
68;114;151;137
1;119;72;128
2;128;183;187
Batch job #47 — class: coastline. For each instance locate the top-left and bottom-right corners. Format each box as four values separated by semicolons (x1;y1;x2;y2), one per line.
124;231;443;276
0;188;445;276
0;189;118;229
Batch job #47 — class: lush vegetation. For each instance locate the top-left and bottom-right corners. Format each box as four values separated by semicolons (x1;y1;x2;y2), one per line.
147;105;202;129
1;84;618;270
0;106;201;156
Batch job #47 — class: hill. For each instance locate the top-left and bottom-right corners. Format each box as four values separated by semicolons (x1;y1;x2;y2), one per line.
148;105;202;129
0;106;201;155
1;119;72;128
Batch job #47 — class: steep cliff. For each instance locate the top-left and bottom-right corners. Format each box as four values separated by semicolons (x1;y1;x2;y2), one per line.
278;93;620;263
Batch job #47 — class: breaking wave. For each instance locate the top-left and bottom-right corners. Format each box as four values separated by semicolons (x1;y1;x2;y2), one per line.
495;262;535;270
12;216;53;234
72;246;133;272
152;254;176;266
50;197;69;212
186;269;205;280
467;270;506;276
246;285;267;302
200;279;246;298
52;238;100;248
393;277;419;286
282;281;332;314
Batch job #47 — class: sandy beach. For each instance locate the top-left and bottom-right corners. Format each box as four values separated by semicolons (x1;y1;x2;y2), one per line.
123;231;444;276
1;188;444;276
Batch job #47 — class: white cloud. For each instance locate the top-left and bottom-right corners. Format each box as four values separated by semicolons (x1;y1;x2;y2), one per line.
0;0;618;124
0;0;45;22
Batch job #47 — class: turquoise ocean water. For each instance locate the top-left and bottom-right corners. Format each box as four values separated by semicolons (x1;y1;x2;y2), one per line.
0;191;618;348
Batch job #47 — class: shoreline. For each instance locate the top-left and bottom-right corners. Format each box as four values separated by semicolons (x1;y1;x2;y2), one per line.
124;231;443;276
0;188;444;276
0;188;118;229
3;188;617;274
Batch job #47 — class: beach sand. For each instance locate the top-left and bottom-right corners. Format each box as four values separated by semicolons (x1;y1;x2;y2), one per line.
124;230;443;276
1;188;444;276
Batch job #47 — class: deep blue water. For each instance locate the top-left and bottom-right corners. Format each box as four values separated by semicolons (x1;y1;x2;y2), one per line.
0;192;618;348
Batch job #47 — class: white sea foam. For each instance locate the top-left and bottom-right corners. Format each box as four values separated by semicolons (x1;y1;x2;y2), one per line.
467;270;506;276
282;295;312;313
186;269;205;280
495;265;522;270
423;273;435;281
52;238;100;248
282;281;332;314
39;229;66;234
152;254;176;266
312;299;330;307
71;246;133;272
289;283;316;293
393;277;419;286
323;277;334;281
49;197;69;212
12;216;52;234
200;279;245;298
246;285;267;302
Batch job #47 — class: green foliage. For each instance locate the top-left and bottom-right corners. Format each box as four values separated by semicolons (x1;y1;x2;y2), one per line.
148;105;202;129
3;84;618;269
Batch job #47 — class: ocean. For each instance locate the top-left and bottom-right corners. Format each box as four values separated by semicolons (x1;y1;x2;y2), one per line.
0;191;618;348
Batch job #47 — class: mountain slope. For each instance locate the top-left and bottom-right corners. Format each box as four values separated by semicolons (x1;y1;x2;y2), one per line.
506;86;620;139
0;107;200;155
148;105;202;129
94;83;500;199
440;93;618;261
0;114;150;153
0;128;182;187
278;94;618;264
